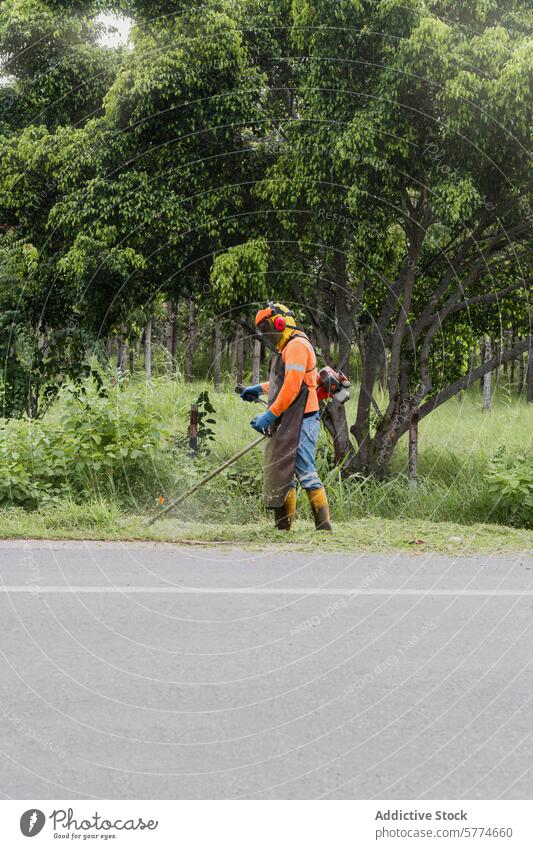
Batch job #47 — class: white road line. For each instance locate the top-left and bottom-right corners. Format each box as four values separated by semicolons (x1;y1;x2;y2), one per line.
0;586;532;596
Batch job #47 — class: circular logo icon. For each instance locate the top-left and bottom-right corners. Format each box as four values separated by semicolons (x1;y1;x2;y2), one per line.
20;809;46;837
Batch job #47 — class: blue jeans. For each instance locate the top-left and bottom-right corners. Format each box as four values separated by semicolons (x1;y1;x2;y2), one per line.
291;412;323;491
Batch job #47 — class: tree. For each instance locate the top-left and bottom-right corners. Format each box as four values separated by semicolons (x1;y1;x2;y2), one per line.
254;0;532;474
1;0;530;457
0;1;122;413
0;229;103;417
49;0;267;336
0;0;118;131
0;0;268;409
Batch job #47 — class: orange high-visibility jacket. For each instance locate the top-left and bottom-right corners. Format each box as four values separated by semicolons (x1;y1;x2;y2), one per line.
261;334;319;417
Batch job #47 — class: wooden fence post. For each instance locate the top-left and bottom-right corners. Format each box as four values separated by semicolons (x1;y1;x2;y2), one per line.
188;403;198;456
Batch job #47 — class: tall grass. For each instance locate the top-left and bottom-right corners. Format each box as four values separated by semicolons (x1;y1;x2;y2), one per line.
2;372;532;528
183;377;532;528
322;387;532;527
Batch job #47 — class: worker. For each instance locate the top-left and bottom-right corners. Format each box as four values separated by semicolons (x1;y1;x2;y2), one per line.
240;302;332;531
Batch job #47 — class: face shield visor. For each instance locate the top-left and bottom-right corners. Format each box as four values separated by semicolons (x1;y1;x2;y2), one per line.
256;316;283;347
255;304;298;350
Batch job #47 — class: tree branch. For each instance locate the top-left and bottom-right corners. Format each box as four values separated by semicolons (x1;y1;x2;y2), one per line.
416;336;532;423
446;277;532;318
410;208;496;342
412;236;530;367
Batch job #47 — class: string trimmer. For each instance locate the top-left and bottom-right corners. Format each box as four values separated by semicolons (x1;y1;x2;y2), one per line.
147;385;267;526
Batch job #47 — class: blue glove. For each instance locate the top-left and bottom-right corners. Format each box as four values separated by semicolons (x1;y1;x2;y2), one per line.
240;384;263;402
250;409;278;434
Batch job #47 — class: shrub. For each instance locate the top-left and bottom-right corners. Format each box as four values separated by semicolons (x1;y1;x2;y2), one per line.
0;419;63;506
0;382;173;507
485;452;533;528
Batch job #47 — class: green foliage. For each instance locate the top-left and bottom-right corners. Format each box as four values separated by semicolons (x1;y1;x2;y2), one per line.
0;381;172;506
485;452;533;528
0;418;63;506
0;229;110;417
210;238;269;307
0;0;118;130
7;0;269;339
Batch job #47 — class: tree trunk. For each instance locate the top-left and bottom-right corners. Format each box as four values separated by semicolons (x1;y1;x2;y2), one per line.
408;406;419;484
510;329;516;384
320;402;358;473
117;329;127;375
527;352;533;404
145;318;152;385
468;346;476;380
27;383;38;419
359;336;533;476
378;347;387;391
252;338;261;384
243;332;251;376
213;321;222;392
165;300;177;363
350;333;383;472
483;337;492;411
518;351;525;394
502;332;508;376
236;326;245;384
129;347;134;375
185;299;196;383
351;234;423;476
334;258;352;377
304;254;357;473
230;331;238;378
223;339;229;377
479;338;485;391
492;338;499;383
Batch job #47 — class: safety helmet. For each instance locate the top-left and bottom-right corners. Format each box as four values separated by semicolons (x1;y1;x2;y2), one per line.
254;302;298;350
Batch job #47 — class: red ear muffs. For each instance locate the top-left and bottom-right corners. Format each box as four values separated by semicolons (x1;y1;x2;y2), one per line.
273;315;286;331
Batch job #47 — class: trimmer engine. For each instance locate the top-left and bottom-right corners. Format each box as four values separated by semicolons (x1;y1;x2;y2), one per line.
317;366;351;404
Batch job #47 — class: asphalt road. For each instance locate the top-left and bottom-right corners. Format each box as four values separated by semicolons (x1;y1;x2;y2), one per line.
0;540;532;800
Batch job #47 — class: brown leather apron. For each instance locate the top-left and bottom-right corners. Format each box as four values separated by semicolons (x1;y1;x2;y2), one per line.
263;350;309;509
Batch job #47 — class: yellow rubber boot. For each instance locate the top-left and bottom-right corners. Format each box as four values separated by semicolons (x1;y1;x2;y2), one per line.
306;487;332;531
274;487;297;531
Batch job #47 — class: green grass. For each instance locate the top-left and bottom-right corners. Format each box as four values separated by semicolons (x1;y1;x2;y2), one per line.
0;500;530;554
163;380;532;532
0;375;531;551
